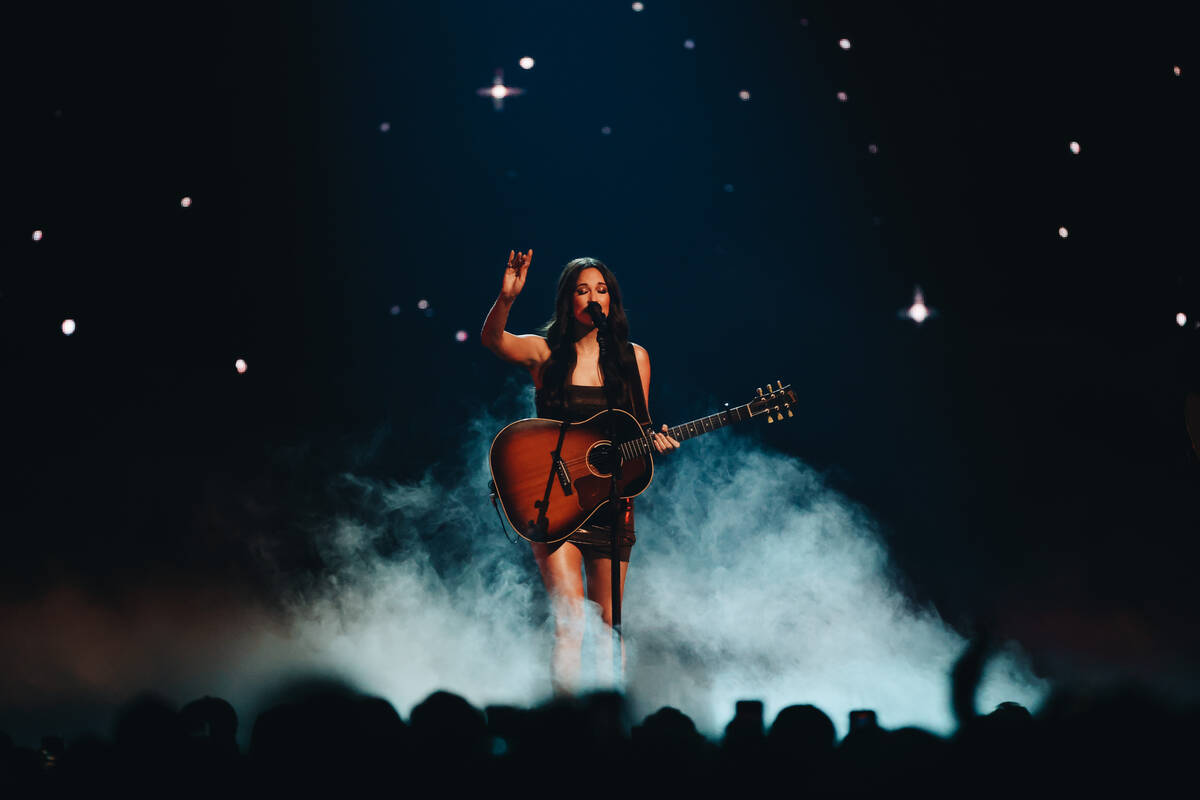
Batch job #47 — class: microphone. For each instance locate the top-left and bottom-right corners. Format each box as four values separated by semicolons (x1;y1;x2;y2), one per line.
585;301;608;330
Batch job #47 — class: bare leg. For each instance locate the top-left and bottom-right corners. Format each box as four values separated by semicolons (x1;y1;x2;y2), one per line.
530;541;586;695
583;556;630;687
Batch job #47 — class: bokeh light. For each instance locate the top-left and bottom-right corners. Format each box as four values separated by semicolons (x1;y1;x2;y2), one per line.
180;196;192;208
418;299;430;310
235;358;248;374
1069;141;1080;154
61;319;76;336
836;91;848;102
723;184;734;193
631;2;644;11
455;330;469;342
519;56;534;70
868;143;878;154
1177;312;1188;327
601;126;612;135
1174;65;1182;76
683;39;695;50
839;38;852;50
380;122;391;132
389;305;400;316
32;229;44;242
490;85;508;99
1058;226;1069;238
738;90;751;101
906;288;930;324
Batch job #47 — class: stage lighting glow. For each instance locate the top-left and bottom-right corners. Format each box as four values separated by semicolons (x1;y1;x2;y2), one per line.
1174;65;1181;76
380;122;391;132
1069;141;1080;154
632;2;644;11
738;90;751;101
519;57;534;70
32;229;43;241
868;143;878;154
390;305;400;316
235;359;248;374
601;126;612;135
837;91;848;102
180;196;192;208
1058;226;1069;238
906;287;930;324
477;70;524;109
455;330;469;342
1178;312;1188;327
839;38;852;50
61;319;76;335
684;39;695;49
418;299;430;310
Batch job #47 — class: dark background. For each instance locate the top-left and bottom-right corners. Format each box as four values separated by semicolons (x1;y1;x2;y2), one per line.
5;1;1198;697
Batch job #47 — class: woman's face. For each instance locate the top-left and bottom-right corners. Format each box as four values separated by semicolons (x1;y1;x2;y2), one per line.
571;267;610;328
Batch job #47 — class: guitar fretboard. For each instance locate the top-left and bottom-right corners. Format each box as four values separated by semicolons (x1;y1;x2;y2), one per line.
617;402;756;461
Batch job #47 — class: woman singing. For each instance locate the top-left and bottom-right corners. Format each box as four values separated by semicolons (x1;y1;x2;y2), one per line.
481;249;680;693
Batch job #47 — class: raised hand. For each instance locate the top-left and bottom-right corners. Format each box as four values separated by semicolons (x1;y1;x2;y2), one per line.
501;249;533;300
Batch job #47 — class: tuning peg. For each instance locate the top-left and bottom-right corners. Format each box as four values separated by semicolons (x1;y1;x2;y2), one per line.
776;380;784;391
766;412;774;423
786;408;794;418
757;387;764;397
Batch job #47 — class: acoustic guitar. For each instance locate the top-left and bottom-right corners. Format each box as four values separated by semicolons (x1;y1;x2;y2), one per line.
489;381;797;543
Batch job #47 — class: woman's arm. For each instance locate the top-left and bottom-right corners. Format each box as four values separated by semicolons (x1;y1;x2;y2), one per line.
481;249;551;369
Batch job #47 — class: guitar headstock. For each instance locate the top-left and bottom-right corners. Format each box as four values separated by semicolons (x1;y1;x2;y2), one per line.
747;380;797;423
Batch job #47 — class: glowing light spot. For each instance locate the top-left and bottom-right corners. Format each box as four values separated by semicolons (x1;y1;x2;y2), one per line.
519;56;534;70
235;358;248;374
839;38;852;50
738;90;751;101
723;184;734;193
418;299;429;310
1173;65;1181;76
61;319;75;335
1069;141;1080;154
380;122;391;132
683;39;695;50
490;84;508;99
836;91;848;102
631;1;644;11
180;196;192;208
906;287;931;324
1058;226;1069;238
32;229;43;242
389;305;400;316
600;125;612;135
455;330;469;342
1177;312;1188;327
868;143;878;154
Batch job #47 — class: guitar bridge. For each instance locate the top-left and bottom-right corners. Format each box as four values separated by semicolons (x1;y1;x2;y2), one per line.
553;456;573;496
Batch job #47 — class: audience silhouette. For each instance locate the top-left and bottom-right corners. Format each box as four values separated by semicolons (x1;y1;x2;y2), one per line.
1;643;1194;792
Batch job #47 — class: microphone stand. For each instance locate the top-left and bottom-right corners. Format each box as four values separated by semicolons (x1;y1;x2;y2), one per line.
586;303;625;688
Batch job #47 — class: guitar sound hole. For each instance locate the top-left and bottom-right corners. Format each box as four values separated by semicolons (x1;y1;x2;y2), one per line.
586;443;618;475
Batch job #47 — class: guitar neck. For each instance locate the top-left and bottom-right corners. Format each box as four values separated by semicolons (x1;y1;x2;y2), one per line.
618;402;758;460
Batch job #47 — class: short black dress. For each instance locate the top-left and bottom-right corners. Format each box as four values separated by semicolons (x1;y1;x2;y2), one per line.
536;384;638;562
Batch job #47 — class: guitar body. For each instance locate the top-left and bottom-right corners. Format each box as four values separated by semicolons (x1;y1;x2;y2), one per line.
489;409;654;543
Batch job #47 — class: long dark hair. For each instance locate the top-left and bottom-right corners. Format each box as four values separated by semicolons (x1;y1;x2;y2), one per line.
537;257;640;415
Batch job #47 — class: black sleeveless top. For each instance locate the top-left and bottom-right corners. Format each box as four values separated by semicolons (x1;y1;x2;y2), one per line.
535;384;611;422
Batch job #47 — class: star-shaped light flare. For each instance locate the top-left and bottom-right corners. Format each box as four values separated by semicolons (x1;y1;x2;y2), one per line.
476;69;524;111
